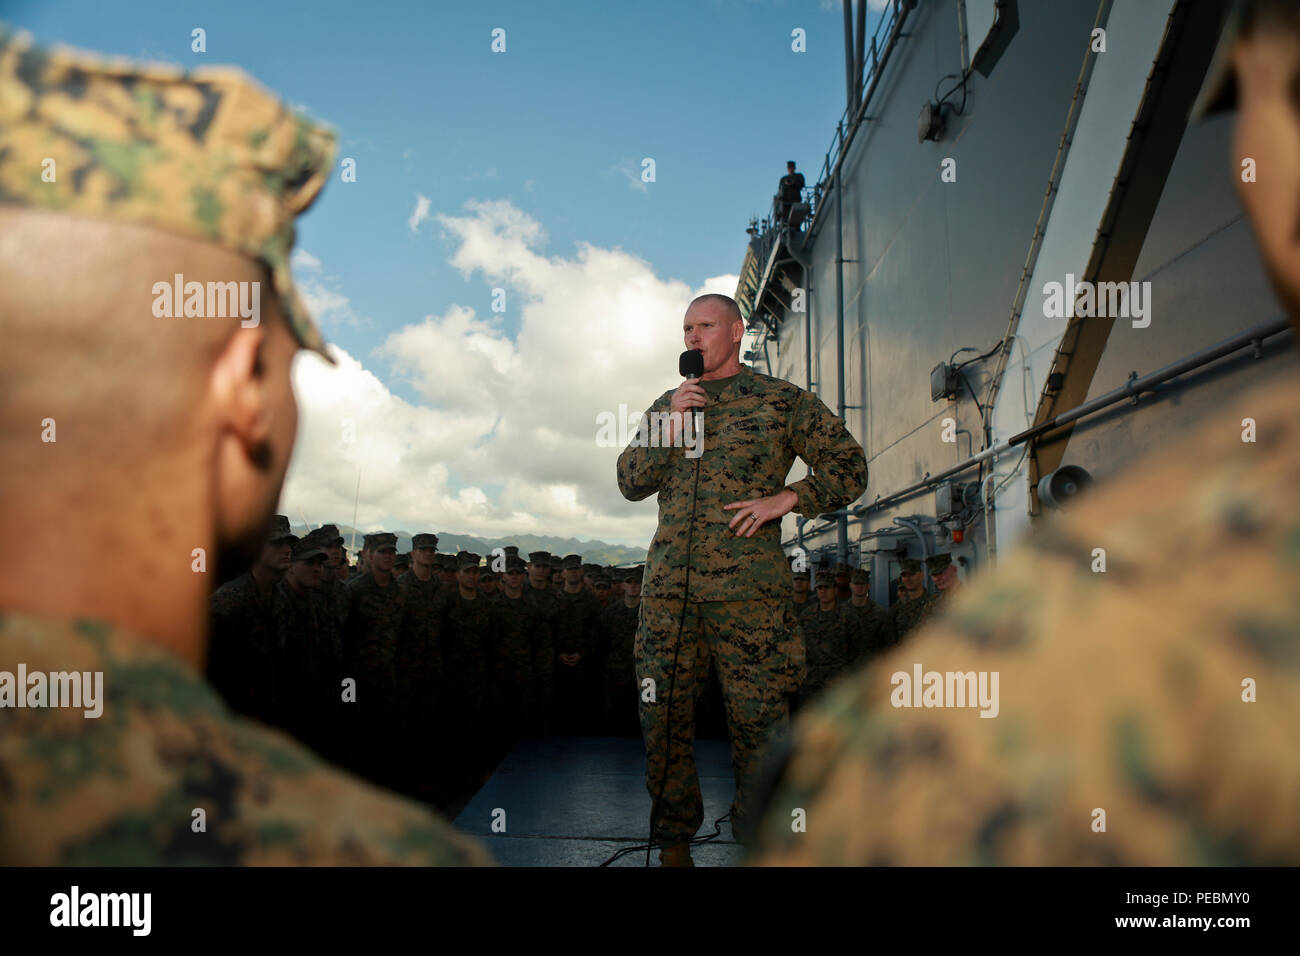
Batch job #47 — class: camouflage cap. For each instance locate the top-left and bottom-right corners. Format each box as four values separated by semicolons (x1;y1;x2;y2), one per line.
792;570;810;581
503;545;519;556
298;525;334;549
456;551;481;570
267;514;296;543
562;554;583;570
850;567;870;584
315;523;343;546
591;573;611;588
925;552;953;574
0;27;337;363
899;557;922;574
477;568;494;581
504;556;526;573
834;562;851;575
366;532;397;553
411;533;438;550
548;556;563;569
528;550;552;565
290;536;326;562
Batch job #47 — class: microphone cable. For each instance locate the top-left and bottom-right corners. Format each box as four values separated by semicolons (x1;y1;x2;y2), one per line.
644;424;701;866
599;811;727;867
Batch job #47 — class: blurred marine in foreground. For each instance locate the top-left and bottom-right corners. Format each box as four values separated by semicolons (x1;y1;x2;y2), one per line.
750;0;1300;866
0;27;490;865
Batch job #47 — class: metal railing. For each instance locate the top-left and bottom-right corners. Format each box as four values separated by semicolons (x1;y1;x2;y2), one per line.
737;0;910;327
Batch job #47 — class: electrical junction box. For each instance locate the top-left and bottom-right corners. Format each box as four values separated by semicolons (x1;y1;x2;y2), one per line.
930;362;960;401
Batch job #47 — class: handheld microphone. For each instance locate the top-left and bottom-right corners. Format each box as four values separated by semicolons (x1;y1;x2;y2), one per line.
679;349;704;380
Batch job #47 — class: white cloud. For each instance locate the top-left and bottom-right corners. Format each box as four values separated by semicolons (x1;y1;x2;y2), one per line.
408;193;432;233
291;248;321;271
280;202;739;547
610;158;649;194
292;248;367;329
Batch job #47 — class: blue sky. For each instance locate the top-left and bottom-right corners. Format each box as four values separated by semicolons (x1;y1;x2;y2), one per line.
9;0;876;548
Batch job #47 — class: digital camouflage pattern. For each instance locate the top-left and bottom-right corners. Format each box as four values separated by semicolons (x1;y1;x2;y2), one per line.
619;364;864;847
601;598;641;733
555;587;600;657
441;593;492;715
555;587;604;729
441;592;495;785
617;364;868;603
343;572;401;708
318;573;350;633
489;592;539;703
393;570;446;710
390;570;447;798
521;583;558;718
0;611;491;865
638;596;806;846
487;592;540;754
274;577;327;740
0;26;335;361
843;598;894;664
796;600;855;704
207;570;283;723
888;590;942;644
752;375;1300;865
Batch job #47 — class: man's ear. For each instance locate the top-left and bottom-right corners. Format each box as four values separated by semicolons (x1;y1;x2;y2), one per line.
209;325;274;458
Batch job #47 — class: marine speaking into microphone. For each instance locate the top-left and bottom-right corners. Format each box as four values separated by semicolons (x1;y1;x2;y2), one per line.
615;293;868;865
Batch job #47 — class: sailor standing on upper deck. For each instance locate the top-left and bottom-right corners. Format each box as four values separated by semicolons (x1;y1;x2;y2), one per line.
777;161;805;223
616;293;867;865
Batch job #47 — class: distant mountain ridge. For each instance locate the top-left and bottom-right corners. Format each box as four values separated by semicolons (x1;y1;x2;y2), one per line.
289;525;647;566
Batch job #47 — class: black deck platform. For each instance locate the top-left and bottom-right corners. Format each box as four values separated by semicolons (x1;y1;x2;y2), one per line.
453;736;745;866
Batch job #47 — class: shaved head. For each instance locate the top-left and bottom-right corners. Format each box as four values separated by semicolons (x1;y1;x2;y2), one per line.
0;206;305;659
687;293;744;327
0;207;265;463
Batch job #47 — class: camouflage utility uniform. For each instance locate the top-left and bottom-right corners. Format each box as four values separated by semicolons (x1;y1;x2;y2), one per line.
601;593;643;737
844;599;894;664
209;570;285;724
796;600;856;705
617;363;867;846
0;612;491;864
889;589;941;644
753;375;1300;865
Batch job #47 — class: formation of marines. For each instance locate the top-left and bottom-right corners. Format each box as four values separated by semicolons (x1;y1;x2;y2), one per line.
207;523;649;810
788;554;958;711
